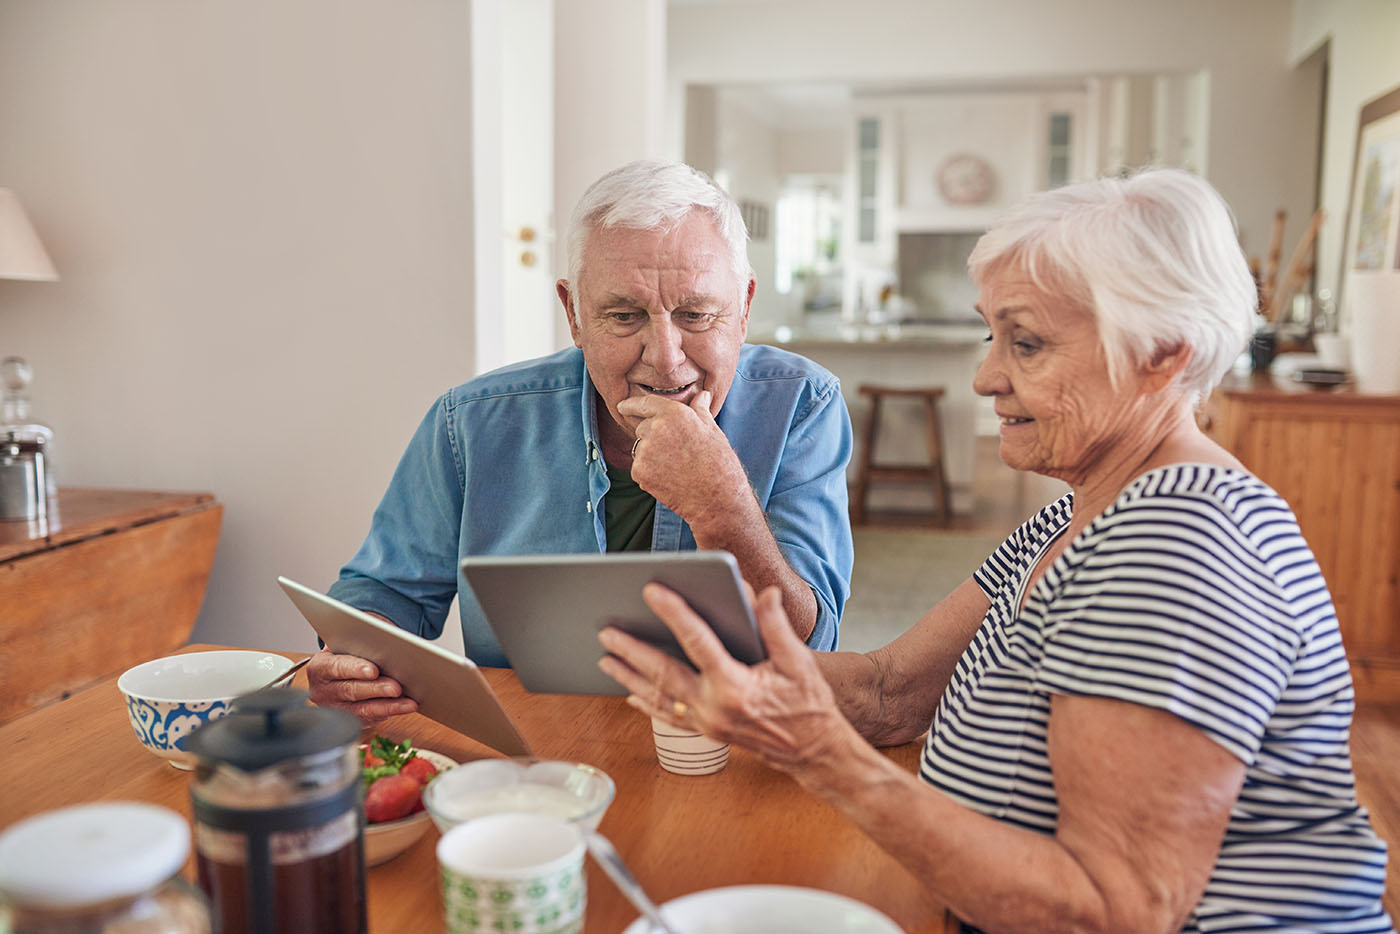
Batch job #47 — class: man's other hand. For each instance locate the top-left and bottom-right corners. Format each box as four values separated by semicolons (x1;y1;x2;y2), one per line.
306;648;418;726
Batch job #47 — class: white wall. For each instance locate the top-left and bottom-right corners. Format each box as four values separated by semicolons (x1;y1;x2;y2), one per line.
777;128;845;177
554;0;668;311
713;91;781;323
1;1;477;654
668;0;1319;284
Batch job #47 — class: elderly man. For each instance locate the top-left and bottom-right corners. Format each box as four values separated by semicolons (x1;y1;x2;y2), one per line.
309;159;854;722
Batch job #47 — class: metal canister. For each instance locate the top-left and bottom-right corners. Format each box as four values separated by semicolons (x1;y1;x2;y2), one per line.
184;688;367;934
0;432;45;522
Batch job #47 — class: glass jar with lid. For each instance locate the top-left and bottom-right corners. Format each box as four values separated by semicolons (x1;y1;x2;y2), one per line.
0;802;211;934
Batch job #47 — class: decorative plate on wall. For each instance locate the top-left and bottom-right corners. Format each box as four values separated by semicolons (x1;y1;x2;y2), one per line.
936;153;996;206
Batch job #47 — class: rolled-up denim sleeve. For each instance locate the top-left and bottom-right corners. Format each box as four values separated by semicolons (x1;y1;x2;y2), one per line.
327;395;464;639
767;377;854;651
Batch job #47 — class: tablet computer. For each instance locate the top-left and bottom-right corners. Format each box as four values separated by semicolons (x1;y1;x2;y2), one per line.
459;550;765;695
277;576;533;757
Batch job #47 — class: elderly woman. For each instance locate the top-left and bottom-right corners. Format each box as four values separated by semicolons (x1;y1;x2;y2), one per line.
597;168;1393;933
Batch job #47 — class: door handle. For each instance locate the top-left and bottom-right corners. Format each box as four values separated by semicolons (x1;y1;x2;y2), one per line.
505;225;554;243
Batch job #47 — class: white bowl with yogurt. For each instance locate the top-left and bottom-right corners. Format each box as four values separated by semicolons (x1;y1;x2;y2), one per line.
422;757;615;833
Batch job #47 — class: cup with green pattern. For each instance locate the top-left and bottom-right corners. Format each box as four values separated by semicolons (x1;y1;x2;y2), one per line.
438;811;586;934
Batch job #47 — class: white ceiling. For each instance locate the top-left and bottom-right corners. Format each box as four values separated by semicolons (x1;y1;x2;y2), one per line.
713;75;1096;131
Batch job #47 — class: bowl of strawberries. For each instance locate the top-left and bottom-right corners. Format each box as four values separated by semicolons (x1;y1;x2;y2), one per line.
360;736;457;867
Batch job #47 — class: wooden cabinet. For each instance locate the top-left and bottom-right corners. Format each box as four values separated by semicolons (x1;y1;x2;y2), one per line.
1202;374;1400;702
0;488;222;722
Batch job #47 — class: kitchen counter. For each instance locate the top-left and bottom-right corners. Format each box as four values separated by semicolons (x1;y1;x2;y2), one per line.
749;324;992;515
750;320;986;348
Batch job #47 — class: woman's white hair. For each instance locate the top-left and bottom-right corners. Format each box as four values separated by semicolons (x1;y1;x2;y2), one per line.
967;167;1257;407
565;159;752;301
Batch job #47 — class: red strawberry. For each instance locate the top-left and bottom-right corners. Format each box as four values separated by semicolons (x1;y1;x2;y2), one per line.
400;755;439;785
364;773;421;823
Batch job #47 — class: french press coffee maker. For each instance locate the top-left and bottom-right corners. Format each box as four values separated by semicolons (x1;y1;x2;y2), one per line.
184;688;366;934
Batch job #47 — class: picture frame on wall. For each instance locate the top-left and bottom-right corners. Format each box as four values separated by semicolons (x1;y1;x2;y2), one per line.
1339;82;1400;393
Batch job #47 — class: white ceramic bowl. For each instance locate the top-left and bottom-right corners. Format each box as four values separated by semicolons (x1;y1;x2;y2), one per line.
117;650;294;769
364;748;458;867
422;758;615;834
620;885;904;934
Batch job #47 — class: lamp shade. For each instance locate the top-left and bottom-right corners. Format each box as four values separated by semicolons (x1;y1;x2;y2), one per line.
0;188;58;281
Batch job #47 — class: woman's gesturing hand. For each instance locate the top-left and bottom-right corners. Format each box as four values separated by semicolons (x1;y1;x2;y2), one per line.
597;582;852;775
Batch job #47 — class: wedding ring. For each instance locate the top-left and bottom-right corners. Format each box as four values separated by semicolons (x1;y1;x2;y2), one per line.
631;437;642;457
672;699;688;719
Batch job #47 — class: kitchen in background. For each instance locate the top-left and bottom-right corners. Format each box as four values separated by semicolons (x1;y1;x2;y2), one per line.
684;73;1208;512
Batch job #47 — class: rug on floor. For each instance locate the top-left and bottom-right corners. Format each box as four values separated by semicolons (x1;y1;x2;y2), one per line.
837;527;1006;653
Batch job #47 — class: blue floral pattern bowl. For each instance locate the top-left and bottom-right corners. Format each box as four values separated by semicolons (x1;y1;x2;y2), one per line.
117;650;295;769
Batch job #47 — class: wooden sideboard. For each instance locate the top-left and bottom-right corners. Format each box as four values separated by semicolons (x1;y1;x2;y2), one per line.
0;488;223;723
1201;373;1400;702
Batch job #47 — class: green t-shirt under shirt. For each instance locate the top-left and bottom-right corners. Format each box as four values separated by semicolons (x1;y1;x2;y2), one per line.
604;465;656;552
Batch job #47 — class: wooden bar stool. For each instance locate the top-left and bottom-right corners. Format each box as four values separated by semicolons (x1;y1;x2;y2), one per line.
851;384;952;525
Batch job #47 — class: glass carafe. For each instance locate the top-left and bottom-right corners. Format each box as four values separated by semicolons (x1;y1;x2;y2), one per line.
184;688;366;934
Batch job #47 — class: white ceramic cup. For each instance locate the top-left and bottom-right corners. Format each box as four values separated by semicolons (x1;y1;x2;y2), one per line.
1314;332;1350;370
651;716;730;775
437;812;586;934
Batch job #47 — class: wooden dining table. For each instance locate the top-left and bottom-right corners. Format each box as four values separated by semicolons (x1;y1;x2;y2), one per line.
0;644;959;933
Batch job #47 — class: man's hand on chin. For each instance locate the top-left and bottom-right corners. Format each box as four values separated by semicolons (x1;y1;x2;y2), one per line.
619;391;752;528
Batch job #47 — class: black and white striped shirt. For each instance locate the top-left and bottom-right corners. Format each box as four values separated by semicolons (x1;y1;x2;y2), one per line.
922;464;1393;932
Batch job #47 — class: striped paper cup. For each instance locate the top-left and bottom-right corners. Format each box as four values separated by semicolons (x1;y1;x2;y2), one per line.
651;717;730;775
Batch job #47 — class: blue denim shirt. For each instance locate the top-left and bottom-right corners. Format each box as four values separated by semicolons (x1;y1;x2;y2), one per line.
328;344;854;666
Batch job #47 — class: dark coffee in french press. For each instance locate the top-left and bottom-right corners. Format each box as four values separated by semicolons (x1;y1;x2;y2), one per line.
185;688;367;934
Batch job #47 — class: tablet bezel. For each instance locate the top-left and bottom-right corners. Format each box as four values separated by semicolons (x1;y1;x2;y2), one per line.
277;576;533;756
459;550;765;695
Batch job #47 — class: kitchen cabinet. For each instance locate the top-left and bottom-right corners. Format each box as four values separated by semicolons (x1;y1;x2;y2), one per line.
859;90;1090;233
844;104;902;314
1201;374;1400;702
845;89;1091;319
0;488;222;722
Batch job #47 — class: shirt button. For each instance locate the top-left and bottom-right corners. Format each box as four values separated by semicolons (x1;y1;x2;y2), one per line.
586;500;593;513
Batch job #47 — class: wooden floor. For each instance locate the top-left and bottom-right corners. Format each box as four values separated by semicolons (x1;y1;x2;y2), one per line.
861;437;1399;918
1352;704;1400;919
855;435;1069;537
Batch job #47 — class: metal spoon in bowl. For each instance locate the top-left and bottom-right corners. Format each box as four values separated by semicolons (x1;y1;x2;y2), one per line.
250;657;311;694
585;831;680;934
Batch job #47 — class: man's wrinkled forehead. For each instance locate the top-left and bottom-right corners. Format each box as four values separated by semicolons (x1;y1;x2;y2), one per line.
581;220;737;286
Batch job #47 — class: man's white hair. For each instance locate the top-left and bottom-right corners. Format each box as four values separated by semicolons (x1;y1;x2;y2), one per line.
565;159;752;301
